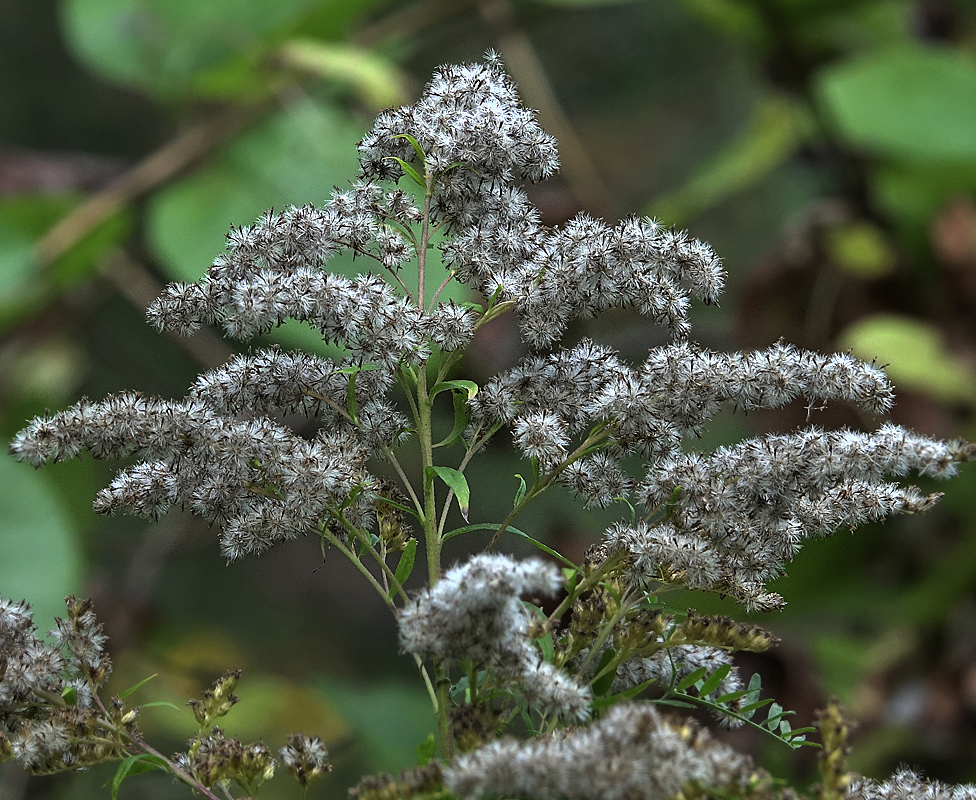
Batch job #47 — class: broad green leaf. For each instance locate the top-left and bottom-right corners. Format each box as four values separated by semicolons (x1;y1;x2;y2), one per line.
740;697;775;715
817;45;976;162
61;686;78;705
148;98;363;284
425;466;470;522
713;688;750;705
0;457;81;631
839;313;976;404
429;379;479;401
62;0;371;97
765;702;785;730
393;133;428;170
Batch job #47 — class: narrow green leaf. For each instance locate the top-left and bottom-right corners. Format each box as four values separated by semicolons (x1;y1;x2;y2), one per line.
120;673;158;700
140;701;181;711
110;754;170;799
591;648;618;697
346;369;359;423
513;474;527;506
392;538;417;594
675;666;709;692
393;133;427;170
426;466;470;522
713;688;750;704
332;364;382;375
655;698;695;709
384;156;424;188
740;697;775;715
433;391;470;449
416;733;436;767
429;379;479;400
527;607;555;663
442;523;579;571
372;493;421;520
698;664;732;699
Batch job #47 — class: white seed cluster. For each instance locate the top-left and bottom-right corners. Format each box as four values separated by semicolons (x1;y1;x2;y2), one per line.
399;555;591;722
845;768;976;799
10;393;374;560
0;597;119;774
604;423;974;610
444;702;761;800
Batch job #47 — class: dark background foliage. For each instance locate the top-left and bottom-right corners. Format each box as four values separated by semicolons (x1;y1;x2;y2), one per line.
2;0;975;797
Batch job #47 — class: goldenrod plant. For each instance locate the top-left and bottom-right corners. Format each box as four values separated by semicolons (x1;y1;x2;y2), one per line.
6;53;975;800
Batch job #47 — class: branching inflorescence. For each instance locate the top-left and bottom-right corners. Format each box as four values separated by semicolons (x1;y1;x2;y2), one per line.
6;52;976;799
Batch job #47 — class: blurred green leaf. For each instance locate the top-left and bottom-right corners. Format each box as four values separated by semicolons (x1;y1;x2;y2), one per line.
319;678;434;774
62;0;317;95
838;313;976;404
0;456;82;630
648;95;801;224
824;221;896;278
147;97;364;283
818;45;976;162
277;40;408;109
0;196;58;316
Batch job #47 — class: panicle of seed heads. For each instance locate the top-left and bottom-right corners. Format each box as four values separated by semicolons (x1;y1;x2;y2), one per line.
0;596;133;774
845;768;976;799
444;702;768;800
9;393;376;560
601;424;976;610
398;555;591;722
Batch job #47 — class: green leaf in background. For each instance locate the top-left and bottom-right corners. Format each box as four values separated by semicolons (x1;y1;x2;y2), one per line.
0;456;81;631
838;313;976;404
276;39;408;109
824;221;896;279
0;196;62;320
648;95;801;224
817;45;976;163
148;97;364;283
62;0;327;96
319;678;434;774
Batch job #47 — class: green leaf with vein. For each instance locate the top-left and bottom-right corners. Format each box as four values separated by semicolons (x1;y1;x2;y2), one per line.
426;466;470;522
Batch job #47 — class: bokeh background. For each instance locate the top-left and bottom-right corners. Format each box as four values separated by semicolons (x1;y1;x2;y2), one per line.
2;0;976;797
